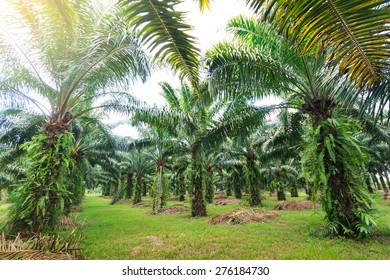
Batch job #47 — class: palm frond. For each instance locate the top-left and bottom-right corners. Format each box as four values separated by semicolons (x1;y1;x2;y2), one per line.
121;0;200;92
194;0;212;12
245;0;390;86
195;105;271;152
205;41;290;100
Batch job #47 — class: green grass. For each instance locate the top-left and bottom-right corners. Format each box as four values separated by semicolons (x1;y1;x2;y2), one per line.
0;201;11;221
75;193;390;260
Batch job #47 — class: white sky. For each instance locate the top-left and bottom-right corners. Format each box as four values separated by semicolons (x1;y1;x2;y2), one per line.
129;0;252;106
113;0;253;137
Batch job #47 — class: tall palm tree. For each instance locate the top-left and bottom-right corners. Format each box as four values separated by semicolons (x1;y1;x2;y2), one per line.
205;15;377;237
0;1;150;235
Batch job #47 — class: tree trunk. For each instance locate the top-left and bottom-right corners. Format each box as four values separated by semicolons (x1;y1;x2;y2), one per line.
102;184;110;196
179;174;186;201
111;184;124;205
232;171;242;199
365;175;374;194
133;174;142;205
191;153;206;217
205;164;214;203
379;174;389;198
308;113;374;237
226;174;232;196
142;181;148;197
152;165;165;214
290;186;299;197
247;154;261;206
8;113;76;236
125;172;134;199
370;173;379;190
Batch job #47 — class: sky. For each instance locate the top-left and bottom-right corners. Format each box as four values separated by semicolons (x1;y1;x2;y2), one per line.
129;0;252;105
112;0;254;137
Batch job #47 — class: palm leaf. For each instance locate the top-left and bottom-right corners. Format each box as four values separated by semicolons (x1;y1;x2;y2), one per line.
121;0;200;92
195;0;212;12
245;0;390;86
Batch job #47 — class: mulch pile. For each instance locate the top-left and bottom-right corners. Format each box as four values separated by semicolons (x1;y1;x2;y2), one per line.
158;204;190;215
208;207;279;226
272;200;314;211
214;191;228;200
214;199;241;206
118;199;132;204
133;202;150;208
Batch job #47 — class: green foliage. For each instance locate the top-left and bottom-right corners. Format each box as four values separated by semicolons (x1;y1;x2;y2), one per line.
7;132;75;236
302;115;376;238
121;0;200;92
245;0;390;86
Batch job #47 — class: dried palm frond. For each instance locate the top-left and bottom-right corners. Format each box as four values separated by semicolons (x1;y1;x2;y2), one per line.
208;207;279;225
0;230;84;259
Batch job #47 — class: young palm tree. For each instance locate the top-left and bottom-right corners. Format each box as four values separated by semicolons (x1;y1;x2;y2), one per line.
127;128;173;213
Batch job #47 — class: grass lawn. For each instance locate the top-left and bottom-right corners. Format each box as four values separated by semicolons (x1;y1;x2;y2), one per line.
0;201;11;223
75;193;390;260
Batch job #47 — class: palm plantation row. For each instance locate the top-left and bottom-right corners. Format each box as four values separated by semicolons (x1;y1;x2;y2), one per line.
0;0;389;242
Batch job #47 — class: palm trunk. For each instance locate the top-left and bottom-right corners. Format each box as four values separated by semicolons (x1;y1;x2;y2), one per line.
9;113;75;236
308;109;374;237
125;172;134;199
102;184;110;196
205;164;214;203
371;173;381;190
379;173;389;198
179;174;186;201
191;152;206;217
133;173;143;205
226;174;232;196
246;153;261;206
365;175;374;194
232;171;242;199
152;164;165;214
291;185;299;197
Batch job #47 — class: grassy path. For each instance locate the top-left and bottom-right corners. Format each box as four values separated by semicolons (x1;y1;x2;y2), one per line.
76;194;390;260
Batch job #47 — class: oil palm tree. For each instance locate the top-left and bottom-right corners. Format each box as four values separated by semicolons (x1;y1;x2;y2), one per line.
205;15;376;237
0;1;151;235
